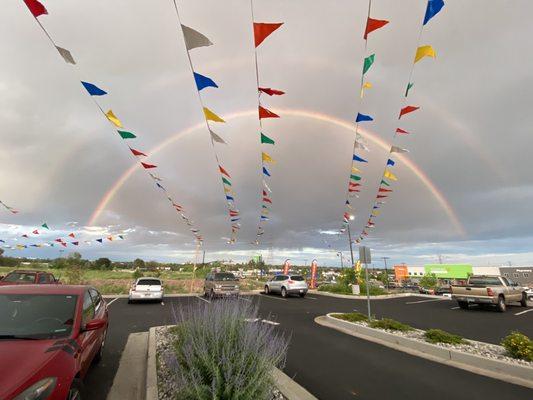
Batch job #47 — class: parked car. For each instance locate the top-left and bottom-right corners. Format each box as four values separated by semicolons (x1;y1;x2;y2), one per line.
435;286;452;297
451;275;528;312
128;277;164;303
0;284;108;400
204;272;240;298
419;287;435;295
526;288;533;301
264;274;308;298
0;270;59;286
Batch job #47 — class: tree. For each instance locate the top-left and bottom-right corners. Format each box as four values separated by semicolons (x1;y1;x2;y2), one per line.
68;252;82;261
94;257;112;270
419;273;438;289
133;258;145;270
0;248;4;257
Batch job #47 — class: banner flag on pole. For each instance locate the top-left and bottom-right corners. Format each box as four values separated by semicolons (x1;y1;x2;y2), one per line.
263;166;271;177
56;47;76;64
222;177;232;186
424;0;445;25
350;175;362;181
24;0;48;18
260;132;275;144
81;81;107;96
106;110;123;128
253;22;283;47
258;87;285;96
203;107;225;122
356;113;374;123
209;129;226;144
193;72;218;91
363;54;375;74
181;25;213;50
141;162;157;169
117;130;136;139
219;165;231;178
399;105;419;118
414;45;436;63
353;154;368;163
381;179;390;186
387;159;395;166
384;169;398;181
130;147;147;157
262;152;275;163
360;82;372;98
396;128;410;135
258;106;280;119
364;18;389;39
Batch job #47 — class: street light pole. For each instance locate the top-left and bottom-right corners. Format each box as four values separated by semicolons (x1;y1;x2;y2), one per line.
347;215;355;268
337;252;344;269
382;256;390;290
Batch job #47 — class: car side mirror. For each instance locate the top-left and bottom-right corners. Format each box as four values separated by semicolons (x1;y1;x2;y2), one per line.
83;318;106;332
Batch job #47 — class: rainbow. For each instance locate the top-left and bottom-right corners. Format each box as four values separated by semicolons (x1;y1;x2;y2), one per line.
88;108;466;236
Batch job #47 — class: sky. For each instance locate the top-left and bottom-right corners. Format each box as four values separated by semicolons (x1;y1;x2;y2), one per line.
1;0;532;268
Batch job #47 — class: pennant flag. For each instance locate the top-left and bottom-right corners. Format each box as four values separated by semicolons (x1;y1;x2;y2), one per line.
32;230;39;235
424;0;445;25
360;82;372;98
117;130;136;139
262;152;275;163
54;238;63;242
260;215;269;221
60;242;67;247
219;165;231;178
106;110;123;128
376;195;388;199
119;235;124;240
384;169;398;181
356;113;373;123
224;187;234;194
130;147;147;157
181;25;213;50
415;45;436;63
107;236;113;241
24;0;48;18
349;182;361;187
263;166;271;177
209;129;226;144
353;154;368;163
396;128;410;135
203;107;225;122
69;233;75;238
260;132;275;144
258;106;279;119
387;159;395;167
381;179;390;186
71;241;79;246
226;195;234;201
263;197;272;204
350;174;362;181
41;223;49;229
364;18;389;39
150;173;162;182
81;81;107;96
363;54;375;74
222;177;232;186
263;180;272;193
258;87;285;96
405;82;414;97
229;210;239;217
56;46;76;64
156;183;165;190
379;188;392;193
254;22;283;47
96;238;103;243
399;106;419;119
193;72;218;91
22;234;29;238
391;145;409;153
141;162;157;169
351;166;361;173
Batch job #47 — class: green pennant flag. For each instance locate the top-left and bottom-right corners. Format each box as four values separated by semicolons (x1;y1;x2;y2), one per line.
41;223;49;229
350;175;361;181
222;177;232;186
261;133;275;145
117;130;136;139
381;179;390;186
405;82;414;97
363;54;375;74
262;205;269;209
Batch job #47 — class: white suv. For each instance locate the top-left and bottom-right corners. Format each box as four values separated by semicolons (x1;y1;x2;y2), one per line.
265;275;308;298
128;277;163;303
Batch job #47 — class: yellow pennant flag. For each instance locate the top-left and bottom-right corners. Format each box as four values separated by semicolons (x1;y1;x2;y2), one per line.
372;210;381;216
224;187;234;194
106;110;123;128
383;169;398;181
360;82;372;98
262;152;275;163
203;107;225;123
414;45;436;63
351;166;361;174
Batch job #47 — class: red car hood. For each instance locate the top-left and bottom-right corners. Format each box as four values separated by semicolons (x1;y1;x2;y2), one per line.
0;339;67;399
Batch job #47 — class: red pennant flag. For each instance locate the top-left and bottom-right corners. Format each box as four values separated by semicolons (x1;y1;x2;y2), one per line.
219;165;231;178
108;236;113;241
229;210;239;217
349;188;360;193
349;182;361;187
68;233;75;238
379;188;392;192
130;147;147;157
254;22;283;47
262;190;268;196
141;162;157;169
362;230;369;236
259;87;285;96
32;230;39;234
263;197;272;204
55;238;63;242
60;242;67;247
24;0;48;18
172;203;183;211
364;17;389;39
399;106;420;119
258;105;280;119
396;128;410;135
377;195;388;199
71;241;79;246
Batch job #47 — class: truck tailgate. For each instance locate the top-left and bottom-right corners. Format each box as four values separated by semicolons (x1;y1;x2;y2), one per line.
452;286;488;296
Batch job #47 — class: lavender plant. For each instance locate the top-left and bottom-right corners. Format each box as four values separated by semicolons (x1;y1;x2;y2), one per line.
165;298;289;400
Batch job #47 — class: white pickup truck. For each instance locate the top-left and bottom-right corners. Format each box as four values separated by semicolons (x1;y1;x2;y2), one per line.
451;275;528;312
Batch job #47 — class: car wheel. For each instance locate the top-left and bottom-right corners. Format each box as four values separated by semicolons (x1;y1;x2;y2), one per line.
520;293;528;307
458;301;469;310
128;299;133;304
210;289;215;299
281;287;288;298
299;292;306;298
67;379;83;400
497;295;506;312
264;285;270;295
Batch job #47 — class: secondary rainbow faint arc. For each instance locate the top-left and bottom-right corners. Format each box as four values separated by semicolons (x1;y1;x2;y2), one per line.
88;108;466;236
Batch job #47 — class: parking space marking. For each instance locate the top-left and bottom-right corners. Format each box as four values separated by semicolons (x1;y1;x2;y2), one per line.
514;309;533;316
306;296;318;300
405;299;444;305
161;301;165;306
261;319;280;326
106;298;119;306
260;294;287;301
196;296;210;303
450;306;460;310
239;297;252;302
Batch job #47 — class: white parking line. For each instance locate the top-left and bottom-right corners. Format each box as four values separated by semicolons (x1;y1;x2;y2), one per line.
306;296;318;300
161;301;165;306
514;309;533;316
260;294;287;301
261;319;280;326
450;306;460;310
405;299;444;305
239;297;252;302
106;298;119;306
196;296;210;303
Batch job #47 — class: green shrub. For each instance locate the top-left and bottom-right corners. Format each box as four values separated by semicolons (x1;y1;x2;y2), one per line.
501;331;533;361
425;329;466;345
318;283;352;294
332;312;368;323
132;269;144;279
369;318;413;332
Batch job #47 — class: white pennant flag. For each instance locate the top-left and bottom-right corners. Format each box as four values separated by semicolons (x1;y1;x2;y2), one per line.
262;180;272;193
390;145;409;153
56;46;76;64
209;129;227;144
181;25;213;50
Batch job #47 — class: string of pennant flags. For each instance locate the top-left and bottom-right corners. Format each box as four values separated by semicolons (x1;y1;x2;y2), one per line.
172;0;242;244
21;0;204;244
355;0;445;244
250;1;285;244
0;200;19;215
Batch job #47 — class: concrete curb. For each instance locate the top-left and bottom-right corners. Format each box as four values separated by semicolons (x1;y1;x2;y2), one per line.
103;290;262;299
310;291;446;300
317;313;533;389
146;325;317;400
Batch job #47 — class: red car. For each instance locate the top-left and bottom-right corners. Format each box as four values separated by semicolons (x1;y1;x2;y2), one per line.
0;285;109;400
0;269;59;286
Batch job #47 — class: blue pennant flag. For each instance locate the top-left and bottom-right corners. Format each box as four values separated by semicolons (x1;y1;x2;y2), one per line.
226;195;234;201
356;113;373;123
387;158;395;166
96;238;103;243
81;81;107;96
353;154;368;163
156;182;165;190
231;218;240;222
373;206;380;209
260;216;269;220
263;166;271;177
423;0;445;25
345;200;350;205
193;72;218;91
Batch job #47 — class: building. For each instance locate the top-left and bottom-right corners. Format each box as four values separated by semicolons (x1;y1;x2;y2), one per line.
499;266;533;287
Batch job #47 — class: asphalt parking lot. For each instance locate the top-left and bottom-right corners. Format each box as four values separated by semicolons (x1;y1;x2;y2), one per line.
84;293;533;399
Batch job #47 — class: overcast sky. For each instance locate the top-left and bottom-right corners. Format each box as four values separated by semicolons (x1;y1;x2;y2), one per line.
1;0;532;267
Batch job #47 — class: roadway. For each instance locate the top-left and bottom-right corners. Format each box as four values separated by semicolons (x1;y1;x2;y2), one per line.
83;293;533;399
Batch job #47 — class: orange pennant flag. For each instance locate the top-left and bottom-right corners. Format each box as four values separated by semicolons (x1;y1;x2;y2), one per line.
254;23;283;47
258;105;279;119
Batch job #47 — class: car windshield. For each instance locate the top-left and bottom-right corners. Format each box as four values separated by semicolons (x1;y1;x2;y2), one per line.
469;277;502;286
214;273;236;281
290;276;305;281
137;279;161;286
3;272;36;283
0;294;78;339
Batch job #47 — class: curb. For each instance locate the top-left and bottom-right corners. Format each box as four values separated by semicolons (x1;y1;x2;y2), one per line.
146;326;317;400
310;291;446;300
103;290;262;299
317;313;533;389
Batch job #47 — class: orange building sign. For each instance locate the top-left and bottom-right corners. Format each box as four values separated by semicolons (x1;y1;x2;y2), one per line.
394;265;408;282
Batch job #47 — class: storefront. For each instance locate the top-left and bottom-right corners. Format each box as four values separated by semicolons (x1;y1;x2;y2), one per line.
423;264;473;285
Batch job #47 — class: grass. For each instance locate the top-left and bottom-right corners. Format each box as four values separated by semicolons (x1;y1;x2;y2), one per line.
318;282;386;296
369;318;414;332
425;329;466;345
331;312;368;323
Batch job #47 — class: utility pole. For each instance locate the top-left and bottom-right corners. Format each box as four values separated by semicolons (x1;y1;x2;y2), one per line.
202;250;205;267
347;215;355;267
382;256;390;290
337;252;344;269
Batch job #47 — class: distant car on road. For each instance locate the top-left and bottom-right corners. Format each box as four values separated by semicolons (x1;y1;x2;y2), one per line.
0;270;59;286
264;274;308;298
0;284;108;400
204;272;240;298
128;277;164;303
451;275;528;312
